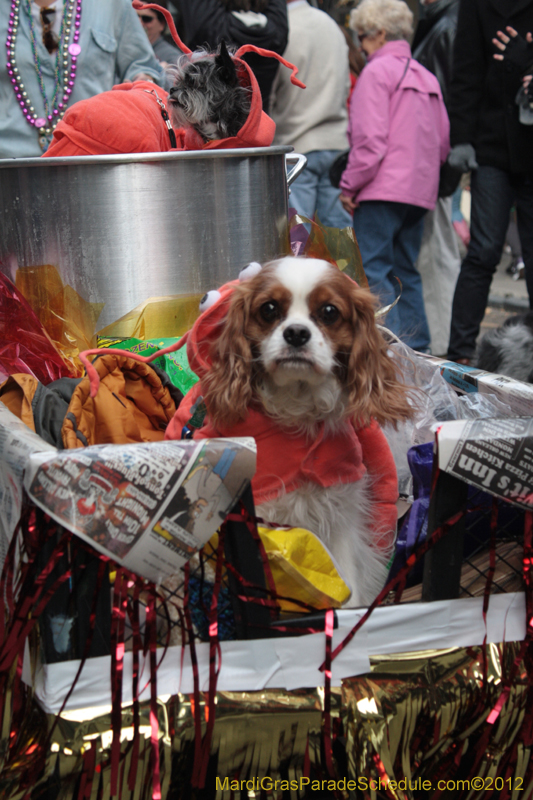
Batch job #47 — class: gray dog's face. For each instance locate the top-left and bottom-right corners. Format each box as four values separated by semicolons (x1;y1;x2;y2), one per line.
167;42;251;142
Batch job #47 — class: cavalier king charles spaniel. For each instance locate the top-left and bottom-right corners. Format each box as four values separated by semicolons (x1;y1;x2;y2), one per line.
170;256;413;606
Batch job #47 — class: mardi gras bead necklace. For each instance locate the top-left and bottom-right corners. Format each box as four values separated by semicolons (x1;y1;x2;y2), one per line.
6;0;82;150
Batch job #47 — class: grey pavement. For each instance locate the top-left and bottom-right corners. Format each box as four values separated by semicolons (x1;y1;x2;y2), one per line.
488;250;529;312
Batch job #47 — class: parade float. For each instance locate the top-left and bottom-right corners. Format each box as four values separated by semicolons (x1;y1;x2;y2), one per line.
0;150;532;800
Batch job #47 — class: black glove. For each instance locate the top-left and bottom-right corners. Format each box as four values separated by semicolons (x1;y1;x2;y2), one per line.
497;31;533;74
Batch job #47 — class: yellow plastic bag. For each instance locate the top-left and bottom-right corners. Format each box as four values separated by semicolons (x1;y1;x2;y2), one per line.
204;526;350;612
258;526;351;612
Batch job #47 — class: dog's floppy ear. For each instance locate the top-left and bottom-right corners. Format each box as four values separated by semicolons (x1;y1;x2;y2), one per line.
201;285;254;429
343;284;413;427
215;40;239;87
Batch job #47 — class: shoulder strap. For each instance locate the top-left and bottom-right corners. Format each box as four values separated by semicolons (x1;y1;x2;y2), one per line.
394;57;411;92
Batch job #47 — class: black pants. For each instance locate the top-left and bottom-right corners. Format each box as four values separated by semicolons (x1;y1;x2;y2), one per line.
447;165;533;360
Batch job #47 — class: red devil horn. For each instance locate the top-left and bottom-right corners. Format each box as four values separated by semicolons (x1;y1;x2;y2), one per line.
132;1;192;54
235;44;306;89
79;333;189;398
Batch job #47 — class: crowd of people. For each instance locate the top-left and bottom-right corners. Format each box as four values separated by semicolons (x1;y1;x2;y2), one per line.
2;0;533;361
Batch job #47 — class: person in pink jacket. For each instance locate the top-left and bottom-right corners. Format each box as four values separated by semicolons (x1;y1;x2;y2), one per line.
339;0;450;352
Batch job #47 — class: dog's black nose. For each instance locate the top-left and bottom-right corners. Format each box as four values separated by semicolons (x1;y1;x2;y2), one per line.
283;324;311;348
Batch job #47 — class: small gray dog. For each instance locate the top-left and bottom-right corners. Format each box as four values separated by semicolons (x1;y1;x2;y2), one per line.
475;311;533;383
167;41;251;142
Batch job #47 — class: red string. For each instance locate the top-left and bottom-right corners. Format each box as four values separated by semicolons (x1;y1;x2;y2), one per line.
322;609;335;778
481;499;498;688
110;569;128;797
43;557;109;753
318;506;467;672
77;739;97;800
234;44;306;88
146;584;162;800
0;534;73;671
78;333;188;398
196;526;225;787
131;1;191;54
127;582;143;793
183;562;203;783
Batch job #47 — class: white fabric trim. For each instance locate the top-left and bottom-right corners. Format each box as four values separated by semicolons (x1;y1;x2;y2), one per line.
28;593;526;719
231;10;268;28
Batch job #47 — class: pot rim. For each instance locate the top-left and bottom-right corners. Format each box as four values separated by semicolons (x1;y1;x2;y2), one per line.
0;145;294;170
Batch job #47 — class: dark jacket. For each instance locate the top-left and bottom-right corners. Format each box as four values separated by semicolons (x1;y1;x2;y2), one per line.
413;0;459;107
177;0;288;113
448;0;533;173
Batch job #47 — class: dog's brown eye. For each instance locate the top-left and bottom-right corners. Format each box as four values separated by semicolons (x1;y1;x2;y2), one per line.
319;304;340;324
260;301;280;322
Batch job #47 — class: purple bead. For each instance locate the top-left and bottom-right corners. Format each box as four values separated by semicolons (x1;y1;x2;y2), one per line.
10;77;16;84
53;109;59;116
47;114;53;120
58;102;64;109
7;69;13;76
16;93;21;99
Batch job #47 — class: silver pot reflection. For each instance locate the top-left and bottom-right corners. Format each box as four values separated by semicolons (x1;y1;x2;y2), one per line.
0;147;306;329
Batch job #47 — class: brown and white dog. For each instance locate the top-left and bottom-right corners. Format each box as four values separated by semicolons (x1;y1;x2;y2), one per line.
168;257;413;606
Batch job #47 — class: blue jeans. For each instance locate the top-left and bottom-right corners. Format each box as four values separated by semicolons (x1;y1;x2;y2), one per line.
451;185;464;223
448;165;533;360
352;200;430;351
289;150;353;229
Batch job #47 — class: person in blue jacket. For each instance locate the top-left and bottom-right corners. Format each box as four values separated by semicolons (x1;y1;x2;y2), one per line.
1;0;162;158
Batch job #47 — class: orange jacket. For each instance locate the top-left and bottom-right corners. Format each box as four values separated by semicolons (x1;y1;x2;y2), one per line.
0;354;177;448
43;29;303;157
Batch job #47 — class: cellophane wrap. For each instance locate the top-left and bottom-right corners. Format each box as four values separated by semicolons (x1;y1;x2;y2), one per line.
15;264;103;377
288;211;368;288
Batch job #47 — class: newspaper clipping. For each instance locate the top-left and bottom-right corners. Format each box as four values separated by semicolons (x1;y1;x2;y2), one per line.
437;417;533;509
0;404;56;570
25;437;256;583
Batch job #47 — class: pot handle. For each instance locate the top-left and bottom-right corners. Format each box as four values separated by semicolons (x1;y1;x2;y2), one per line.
286;153;307;187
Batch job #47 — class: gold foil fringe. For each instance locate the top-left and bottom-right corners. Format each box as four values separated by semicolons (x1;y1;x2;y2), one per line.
1;644;531;799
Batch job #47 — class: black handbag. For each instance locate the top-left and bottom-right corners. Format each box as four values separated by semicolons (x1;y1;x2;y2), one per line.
329;150;349;189
438;160;462;198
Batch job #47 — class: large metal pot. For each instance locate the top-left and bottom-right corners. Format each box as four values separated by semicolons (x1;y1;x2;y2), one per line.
0;147;306;329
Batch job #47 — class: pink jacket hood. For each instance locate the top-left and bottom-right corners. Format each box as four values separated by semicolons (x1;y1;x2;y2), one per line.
340;40;450;210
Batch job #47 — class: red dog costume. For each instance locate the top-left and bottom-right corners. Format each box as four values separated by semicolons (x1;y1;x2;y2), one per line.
164;280;399;555
43;2;304;157
79;273;399;555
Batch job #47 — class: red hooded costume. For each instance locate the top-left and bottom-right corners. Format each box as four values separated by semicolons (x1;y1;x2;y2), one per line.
43;3;303;157
78;272;399;553
164;280;399;554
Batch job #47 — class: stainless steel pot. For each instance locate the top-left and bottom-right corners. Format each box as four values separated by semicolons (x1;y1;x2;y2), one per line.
0;147;306;329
